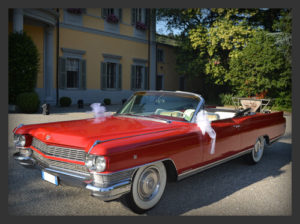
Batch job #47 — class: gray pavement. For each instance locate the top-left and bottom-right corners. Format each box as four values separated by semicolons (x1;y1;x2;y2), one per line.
8;108;292;216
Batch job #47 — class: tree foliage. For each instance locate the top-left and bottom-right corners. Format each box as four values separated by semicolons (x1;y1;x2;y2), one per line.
229;31;290;97
9;32;40;104
157;8;292;107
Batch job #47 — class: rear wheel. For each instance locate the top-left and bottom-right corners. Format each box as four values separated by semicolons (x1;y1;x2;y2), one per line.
127;162;167;214
247;137;265;164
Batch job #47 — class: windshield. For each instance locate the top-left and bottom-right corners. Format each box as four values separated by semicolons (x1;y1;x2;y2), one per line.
117;91;201;122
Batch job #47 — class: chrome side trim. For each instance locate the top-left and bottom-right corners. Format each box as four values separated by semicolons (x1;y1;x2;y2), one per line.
94;158;178;177
88;140;101;154
88;129;175;147
269;136;282;144
177;148;253;181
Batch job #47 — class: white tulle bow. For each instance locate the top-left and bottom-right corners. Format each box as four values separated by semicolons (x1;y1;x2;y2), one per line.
196;110;217;154
90;103;106;118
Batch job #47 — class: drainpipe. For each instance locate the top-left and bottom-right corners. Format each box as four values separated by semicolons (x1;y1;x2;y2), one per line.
56;8;60;105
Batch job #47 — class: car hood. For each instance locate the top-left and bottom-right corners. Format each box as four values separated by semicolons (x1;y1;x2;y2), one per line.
26;115;183;151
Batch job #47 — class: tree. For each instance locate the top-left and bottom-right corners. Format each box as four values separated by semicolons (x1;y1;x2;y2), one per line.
157;8;292;107
9;32;39;104
229;30;290;98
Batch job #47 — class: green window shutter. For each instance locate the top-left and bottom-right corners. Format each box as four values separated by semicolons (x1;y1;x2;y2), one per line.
131;65;136;90
131;8;136;25
118;8;122;22
101;62;107;90
118;63;122;90
59;57;66;89
80;59;86;90
144;67;149;90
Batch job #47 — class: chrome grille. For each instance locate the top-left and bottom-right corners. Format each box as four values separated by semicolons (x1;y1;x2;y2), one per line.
32;138;86;162
33;150;89;174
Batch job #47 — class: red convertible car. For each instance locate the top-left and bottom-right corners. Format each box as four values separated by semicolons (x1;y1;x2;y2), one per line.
13;91;286;213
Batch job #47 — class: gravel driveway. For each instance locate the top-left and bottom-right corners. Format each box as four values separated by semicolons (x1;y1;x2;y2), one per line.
8;108;292;216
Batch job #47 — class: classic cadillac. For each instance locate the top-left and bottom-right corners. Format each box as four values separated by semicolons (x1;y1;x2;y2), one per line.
13;91;286;213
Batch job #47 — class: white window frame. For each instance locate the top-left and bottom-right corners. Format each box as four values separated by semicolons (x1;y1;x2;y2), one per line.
63;9;83;26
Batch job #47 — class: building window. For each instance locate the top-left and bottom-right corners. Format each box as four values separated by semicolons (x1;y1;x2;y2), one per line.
131;65;148;90
131;8;147;25
102;8;122;22
157;49;164;62
63;9;83;26
66;58;80;88
135;66;143;89
59;56;86;90
101;62;122;90
107;62;116;89
136;9;143;23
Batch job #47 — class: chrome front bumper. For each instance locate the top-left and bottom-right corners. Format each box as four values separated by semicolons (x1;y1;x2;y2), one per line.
13;152;132;201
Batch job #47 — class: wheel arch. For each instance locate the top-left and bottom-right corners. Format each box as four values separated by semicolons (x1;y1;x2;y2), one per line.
262;135;270;145
163;159;178;182
130;159;178;183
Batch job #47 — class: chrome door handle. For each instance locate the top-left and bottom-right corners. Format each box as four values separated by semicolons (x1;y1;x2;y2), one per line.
233;125;240;128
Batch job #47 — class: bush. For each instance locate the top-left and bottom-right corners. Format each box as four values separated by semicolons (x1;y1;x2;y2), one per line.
16;92;40;113
60;97;72;107
9;32;39;104
103;98;111;105
219;93;234;106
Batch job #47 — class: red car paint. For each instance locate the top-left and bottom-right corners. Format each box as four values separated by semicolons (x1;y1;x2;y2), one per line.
14;111;286;176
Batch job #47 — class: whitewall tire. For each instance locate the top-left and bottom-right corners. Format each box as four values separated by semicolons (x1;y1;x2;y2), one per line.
248;137;265;164
128;162;167;214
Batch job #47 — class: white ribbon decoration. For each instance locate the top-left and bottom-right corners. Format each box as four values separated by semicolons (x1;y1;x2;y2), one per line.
196;110;217;154
89;103;111;123
90;103;106;118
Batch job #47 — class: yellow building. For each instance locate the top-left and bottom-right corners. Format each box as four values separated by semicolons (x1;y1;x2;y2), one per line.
9;8;195;105
156;34;204;93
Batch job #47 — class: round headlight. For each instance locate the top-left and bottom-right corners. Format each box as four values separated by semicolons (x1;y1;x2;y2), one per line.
85;155;106;172
14;134;26;147
95;156;106;172
85;154;95;169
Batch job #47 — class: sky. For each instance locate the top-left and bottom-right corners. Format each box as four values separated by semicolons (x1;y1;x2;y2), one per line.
156;20;182;35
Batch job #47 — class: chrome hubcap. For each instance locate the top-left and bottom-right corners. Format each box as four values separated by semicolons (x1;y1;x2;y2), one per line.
253;138;264;161
137;167;160;201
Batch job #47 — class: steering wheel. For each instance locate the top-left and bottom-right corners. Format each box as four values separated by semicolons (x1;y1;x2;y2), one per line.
234;107;251;118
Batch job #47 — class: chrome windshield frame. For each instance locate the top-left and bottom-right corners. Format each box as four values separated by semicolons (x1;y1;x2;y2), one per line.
116;90;205;123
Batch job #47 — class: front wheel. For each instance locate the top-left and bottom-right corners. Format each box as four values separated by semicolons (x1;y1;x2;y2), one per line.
127;162;167;214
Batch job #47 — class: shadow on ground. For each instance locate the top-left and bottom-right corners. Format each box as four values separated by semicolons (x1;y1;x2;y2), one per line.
141;141;292;215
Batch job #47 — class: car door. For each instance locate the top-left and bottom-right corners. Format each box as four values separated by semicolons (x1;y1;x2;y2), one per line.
202;118;241;163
